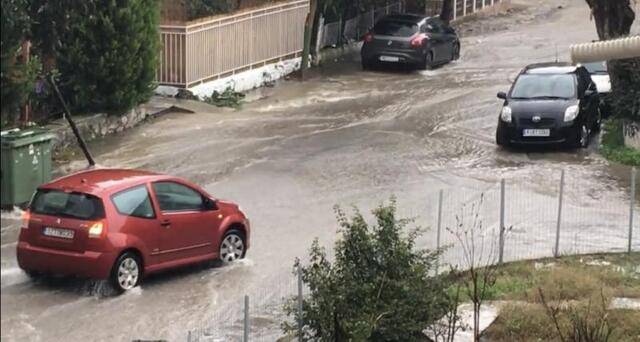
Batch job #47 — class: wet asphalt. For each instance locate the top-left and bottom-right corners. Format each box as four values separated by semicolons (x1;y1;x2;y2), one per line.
2;0;639;341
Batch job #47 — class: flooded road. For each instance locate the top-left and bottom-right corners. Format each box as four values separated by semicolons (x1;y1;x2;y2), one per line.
2;0;638;341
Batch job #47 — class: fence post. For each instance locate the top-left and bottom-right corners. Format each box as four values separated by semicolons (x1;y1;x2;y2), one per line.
436;189;444;274
463;0;467;16
629;167;637;254
473;0;476;13
554;170;565;258
499;179;505;264
482;0;485;9
453;0;457;20
314;15;325;66
244;295;250;342
298;266;304;341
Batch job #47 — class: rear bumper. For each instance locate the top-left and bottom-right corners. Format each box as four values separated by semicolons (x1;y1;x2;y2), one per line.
361;46;424;65
17;241;115;279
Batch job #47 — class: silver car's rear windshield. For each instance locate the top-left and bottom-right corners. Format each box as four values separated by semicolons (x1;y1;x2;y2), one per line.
373;21;418;37
583;61;607;74
510;74;576;99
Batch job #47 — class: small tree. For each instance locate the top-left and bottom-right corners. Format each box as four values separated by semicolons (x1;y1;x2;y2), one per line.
284;199;452;341
40;0;160;115
446;195;502;342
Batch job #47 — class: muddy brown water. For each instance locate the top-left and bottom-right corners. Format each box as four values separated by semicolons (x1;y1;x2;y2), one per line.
2;0;638;341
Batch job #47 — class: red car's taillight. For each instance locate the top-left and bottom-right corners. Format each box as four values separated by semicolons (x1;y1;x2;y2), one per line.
364;32;374;43
88;220;107;238
21;210;31;229
410;33;429;48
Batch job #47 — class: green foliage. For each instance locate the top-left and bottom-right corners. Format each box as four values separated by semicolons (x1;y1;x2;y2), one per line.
284;199;451;341
600;119;640;166
1;0;40;127
187;0;236;19
37;0;160;115
609;58;640;121
203;87;245;109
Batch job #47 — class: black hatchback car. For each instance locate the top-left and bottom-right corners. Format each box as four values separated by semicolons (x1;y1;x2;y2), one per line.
361;14;460;70
496;63;601;148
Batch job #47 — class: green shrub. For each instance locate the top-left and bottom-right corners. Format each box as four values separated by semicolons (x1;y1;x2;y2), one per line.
35;0;160;115
284;199;451;341
1;0;41;127
600;119;640;166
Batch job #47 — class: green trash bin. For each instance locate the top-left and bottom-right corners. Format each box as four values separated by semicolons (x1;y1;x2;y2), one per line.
1;128;56;207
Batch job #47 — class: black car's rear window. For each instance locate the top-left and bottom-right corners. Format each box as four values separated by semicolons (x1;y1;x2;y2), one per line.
373;20;418;37
510;74;576;99
31;189;105;220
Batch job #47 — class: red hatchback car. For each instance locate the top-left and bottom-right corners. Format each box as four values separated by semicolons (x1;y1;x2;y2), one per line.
17;168;250;292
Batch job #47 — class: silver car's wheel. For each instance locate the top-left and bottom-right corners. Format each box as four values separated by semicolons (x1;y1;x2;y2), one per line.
220;231;245;262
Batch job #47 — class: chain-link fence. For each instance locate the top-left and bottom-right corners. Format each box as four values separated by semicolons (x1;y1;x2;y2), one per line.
187;167;638;342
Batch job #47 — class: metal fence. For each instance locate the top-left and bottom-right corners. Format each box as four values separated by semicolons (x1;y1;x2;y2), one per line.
158;0;309;88
187;167;639;342
317;2;403;49
424;0;505;20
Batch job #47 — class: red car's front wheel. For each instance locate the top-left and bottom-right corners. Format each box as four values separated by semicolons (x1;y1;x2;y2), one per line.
219;230;246;263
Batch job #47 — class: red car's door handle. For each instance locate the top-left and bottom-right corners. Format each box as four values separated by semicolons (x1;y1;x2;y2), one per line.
160;220;171;228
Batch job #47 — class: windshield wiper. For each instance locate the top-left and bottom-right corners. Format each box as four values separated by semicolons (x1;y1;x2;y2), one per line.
529;96;569;100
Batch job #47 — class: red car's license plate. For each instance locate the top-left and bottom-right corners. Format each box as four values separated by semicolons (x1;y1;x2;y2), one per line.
43;227;75;239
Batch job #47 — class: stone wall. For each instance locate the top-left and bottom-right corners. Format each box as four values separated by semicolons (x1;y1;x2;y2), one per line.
624;121;640;150
46;105;156;155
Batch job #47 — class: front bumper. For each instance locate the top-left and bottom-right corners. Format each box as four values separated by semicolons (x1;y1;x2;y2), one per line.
17;241;116;279
497;119;580;145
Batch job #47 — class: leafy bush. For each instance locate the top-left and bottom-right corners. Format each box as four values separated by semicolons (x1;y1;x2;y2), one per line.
284;199;451;341
38;0;160;115
203;87;245;108
187;0;236;19
1;0;41;127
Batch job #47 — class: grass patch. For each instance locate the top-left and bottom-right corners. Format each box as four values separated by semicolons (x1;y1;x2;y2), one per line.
486;302;640;342
474;253;640;341
600;119;640;166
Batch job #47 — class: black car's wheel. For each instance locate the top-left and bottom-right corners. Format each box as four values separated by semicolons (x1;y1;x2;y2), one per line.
576;124;590;148
496;125;509;147
419;51;434;70
452;42;460;61
592;108;602;132
361;59;371;70
219;229;246;262
110;251;142;293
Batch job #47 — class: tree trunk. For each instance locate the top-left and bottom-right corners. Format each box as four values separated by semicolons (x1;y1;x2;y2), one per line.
585;0;639;120
585;0;635;39
441;0;454;24
301;0;318;80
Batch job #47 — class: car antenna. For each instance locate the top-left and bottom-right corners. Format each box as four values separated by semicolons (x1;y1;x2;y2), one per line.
555;44;559;63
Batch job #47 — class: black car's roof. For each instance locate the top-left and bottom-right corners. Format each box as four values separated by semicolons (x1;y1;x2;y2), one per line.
381;14;428;23
524;62;578;75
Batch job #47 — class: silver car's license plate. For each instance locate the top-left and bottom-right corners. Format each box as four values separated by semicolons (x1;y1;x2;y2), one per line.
379;55;399;62
43;227;75;239
523;129;550;137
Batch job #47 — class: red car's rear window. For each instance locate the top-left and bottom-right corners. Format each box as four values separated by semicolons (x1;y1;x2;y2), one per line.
30;189;105;220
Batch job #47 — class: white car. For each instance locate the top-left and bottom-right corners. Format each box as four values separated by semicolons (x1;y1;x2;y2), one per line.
582;61;611;116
